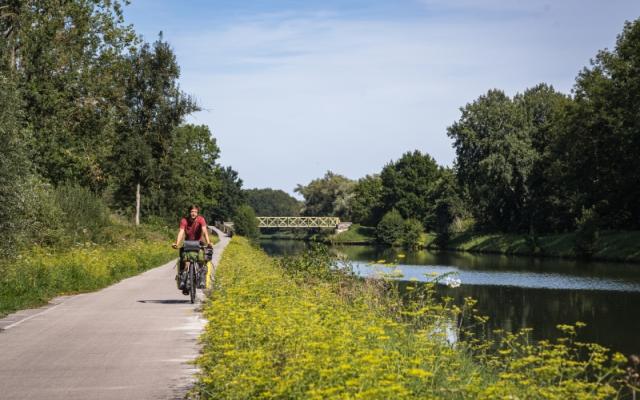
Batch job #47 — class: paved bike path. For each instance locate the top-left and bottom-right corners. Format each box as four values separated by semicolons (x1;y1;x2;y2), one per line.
0;228;231;400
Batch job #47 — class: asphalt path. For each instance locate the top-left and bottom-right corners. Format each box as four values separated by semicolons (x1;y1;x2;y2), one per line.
0;228;230;400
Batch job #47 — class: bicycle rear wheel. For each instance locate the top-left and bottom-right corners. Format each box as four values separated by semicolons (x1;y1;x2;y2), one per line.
189;263;196;304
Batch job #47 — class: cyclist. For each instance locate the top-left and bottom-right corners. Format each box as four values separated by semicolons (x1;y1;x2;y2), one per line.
172;205;212;294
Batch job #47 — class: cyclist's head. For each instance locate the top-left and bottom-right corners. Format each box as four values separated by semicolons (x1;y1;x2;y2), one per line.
188;205;199;219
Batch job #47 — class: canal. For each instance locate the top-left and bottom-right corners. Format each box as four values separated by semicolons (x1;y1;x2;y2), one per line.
259;239;640;355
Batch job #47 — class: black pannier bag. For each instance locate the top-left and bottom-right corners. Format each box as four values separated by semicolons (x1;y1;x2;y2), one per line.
205;247;214;261
198;264;208;289
183;240;201;252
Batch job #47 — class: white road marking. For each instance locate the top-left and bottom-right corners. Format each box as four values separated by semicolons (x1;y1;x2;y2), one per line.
1;296;82;331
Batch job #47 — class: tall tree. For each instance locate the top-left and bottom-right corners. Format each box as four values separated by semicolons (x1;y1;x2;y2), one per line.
295;171;355;219
349;174;384;226
161;124;220;220
550;18;640;229
380;150;441;227
448;90;536;231
244;188;301;216
211;166;245;222
430;168;469;245
0;76;29;256
5;0;136;189
517;84;572;232
111;36;198;223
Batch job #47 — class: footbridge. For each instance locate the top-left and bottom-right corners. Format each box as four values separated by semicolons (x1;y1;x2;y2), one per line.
257;216;341;228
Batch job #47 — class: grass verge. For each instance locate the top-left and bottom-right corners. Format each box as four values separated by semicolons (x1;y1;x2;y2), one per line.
436;230;640;262
331;224;640;262
193;238;629;399
0;230;175;317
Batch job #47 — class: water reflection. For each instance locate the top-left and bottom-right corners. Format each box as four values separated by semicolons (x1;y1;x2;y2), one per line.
354;262;640;292
259;239;640;354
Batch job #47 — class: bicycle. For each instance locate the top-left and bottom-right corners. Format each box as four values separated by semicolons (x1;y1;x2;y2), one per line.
179;240;213;303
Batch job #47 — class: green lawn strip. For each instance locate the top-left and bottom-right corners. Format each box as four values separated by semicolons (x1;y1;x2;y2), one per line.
0;240;175;317
329;224;377;244
332;223;640;262
439;230;640;262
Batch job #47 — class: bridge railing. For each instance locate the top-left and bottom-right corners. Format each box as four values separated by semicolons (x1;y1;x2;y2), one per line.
257;216;341;228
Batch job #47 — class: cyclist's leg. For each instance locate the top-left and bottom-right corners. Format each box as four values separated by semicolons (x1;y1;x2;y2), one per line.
181;252;198;292
176;248;182;288
179;249;193;291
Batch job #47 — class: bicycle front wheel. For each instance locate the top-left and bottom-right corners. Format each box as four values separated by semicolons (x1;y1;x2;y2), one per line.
189;263;196;304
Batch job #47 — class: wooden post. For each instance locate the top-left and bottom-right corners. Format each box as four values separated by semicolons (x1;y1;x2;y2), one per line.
135;183;140;226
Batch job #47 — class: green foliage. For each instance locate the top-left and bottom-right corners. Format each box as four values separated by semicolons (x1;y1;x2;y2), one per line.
447;88;561;232
380;151;442;224
277;243;353;284
0;75;30;257
0;1;244;262
111;36;199;220
54;183;111;242
445;19;640;234
431;170;469;247
211;166;245;222
233;204;259;239
376;209;405;245
402;218;423;249
6;0;137;190
244;188;301;216
349;174;384;226
161;124;221;219
20;178;67;248
295;171;355;219
549;18;640;229
574;207;601;259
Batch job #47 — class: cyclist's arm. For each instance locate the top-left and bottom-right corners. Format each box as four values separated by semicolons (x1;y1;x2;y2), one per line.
201;223;212;246
173;228;185;248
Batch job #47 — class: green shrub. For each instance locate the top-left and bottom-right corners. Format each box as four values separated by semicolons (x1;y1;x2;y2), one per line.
277;243;353;284
55;183;111;243
376;209;404;245
402;218;423;249
21;177;67;247
233;204;259;239
575;206;600;258
0;76;30;258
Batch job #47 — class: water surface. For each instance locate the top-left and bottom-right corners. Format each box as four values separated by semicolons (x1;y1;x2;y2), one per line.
260;239;640;355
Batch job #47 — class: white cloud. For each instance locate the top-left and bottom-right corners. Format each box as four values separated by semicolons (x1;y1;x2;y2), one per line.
167;4;638;193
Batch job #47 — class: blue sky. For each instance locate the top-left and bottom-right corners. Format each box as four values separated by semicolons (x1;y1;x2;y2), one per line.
124;0;640;195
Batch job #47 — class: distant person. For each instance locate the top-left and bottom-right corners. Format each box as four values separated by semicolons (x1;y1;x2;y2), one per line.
172;205;212;293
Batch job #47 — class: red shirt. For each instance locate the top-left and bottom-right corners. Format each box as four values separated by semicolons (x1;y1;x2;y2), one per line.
180;215;207;241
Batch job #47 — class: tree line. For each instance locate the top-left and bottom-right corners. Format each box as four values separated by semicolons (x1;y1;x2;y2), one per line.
294;18;640;246
0;1;244;256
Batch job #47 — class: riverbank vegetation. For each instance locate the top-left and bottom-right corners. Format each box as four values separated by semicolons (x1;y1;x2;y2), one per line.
292;18;640;260
439;230;640;263
0;217;175;317
330;225;640;262
194;237;632;399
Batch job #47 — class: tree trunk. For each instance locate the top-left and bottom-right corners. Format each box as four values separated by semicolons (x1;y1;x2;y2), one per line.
135;183;141;226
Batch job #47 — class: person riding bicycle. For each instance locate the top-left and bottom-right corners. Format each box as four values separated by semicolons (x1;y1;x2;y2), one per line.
172;205;212;294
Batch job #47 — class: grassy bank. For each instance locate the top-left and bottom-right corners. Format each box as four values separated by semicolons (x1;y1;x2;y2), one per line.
330;224;640;262
194;237;628;399
434;230;640;263
328;224;377;244
0;224;176;317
